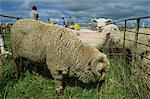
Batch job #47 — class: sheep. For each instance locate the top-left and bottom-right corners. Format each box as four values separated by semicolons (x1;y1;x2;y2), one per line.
11;19;110;95
68;24;121;50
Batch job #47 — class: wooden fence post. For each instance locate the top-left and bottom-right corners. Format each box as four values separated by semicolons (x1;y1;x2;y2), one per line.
132;18;140;65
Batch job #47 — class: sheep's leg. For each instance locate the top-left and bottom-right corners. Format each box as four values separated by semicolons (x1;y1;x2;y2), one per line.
47;64;68;95
54;67;69;95
13;59;20;79
13;57;23;79
29;63;37;75
30;66;37;75
54;69;67;95
55;78;64;95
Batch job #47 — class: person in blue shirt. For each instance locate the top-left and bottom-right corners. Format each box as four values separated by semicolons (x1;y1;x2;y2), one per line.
59;17;66;26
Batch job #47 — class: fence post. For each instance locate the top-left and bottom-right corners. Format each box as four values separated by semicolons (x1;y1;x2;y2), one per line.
132;18;140;65
123;20;127;65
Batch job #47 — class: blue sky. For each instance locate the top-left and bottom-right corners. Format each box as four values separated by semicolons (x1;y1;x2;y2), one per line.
0;0;150;25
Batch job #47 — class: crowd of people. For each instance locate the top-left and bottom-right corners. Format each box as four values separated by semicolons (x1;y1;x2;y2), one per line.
58;16;80;29
30;5;80;30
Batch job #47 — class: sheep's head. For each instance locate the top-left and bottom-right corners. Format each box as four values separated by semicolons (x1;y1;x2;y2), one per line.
91;18;113;31
102;24;121;44
79;51;110;83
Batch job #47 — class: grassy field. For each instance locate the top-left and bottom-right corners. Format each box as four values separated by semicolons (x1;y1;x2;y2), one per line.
0;34;149;99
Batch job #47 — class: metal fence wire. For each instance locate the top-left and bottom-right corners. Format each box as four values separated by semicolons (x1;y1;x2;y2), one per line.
113;16;150;65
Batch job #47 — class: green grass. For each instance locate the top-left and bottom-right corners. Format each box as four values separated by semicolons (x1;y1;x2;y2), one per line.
0;36;148;99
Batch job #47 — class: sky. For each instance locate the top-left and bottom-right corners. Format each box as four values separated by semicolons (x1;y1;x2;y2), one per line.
0;0;150;25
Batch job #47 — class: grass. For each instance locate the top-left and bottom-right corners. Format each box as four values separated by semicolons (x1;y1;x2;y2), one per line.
0;36;149;99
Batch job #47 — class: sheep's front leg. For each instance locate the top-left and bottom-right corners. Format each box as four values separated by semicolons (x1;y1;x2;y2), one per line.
54;68;68;95
55;78;64;95
13;57;23;79
48;65;68;95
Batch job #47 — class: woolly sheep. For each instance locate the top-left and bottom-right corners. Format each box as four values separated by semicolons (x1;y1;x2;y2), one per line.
68;24;121;50
11;19;110;95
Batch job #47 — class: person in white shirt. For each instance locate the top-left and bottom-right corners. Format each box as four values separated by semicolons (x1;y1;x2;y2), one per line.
30;5;39;20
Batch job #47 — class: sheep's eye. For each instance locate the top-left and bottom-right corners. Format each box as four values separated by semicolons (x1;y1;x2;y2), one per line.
114;29;116;30
93;20;97;23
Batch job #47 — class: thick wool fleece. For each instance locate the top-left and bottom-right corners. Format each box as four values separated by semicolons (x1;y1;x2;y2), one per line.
11;19;110;83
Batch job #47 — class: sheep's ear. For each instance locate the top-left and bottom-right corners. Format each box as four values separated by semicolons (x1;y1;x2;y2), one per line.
91;19;97;23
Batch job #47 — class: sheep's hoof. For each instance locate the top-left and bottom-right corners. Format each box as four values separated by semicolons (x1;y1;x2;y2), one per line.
56;86;64;95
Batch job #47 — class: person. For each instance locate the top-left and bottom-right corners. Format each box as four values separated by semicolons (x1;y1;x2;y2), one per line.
67;16;74;28
47;18;53;24
59;17;66;26
30;5;39;20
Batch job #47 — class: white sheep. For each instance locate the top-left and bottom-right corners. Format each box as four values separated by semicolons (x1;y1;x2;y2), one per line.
68;23;121;50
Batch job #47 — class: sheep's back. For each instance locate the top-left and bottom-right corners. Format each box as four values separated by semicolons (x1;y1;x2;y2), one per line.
11;19;50;61
11;19;85;65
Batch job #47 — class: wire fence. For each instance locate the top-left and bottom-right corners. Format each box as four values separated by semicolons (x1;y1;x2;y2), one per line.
113;16;150;65
0;14;21;36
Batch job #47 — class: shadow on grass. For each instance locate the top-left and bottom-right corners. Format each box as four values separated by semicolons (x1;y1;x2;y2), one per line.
63;76;105;90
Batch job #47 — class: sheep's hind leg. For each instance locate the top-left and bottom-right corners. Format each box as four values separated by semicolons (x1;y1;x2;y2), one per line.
13;57;23;79
29;63;37;75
